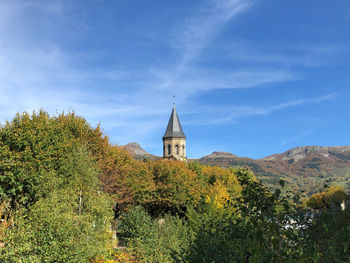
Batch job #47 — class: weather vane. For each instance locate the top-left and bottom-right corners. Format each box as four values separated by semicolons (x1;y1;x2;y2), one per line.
173;95;176;106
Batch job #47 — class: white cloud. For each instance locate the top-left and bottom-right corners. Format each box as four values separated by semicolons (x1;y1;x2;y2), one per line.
1;0;334;151
157;0;254;91
184;93;339;125
180;0;252;54
279;129;316;146
224;42;345;68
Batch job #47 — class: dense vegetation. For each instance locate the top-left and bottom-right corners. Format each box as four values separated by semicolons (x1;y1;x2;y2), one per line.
0;111;349;262
198;149;350;196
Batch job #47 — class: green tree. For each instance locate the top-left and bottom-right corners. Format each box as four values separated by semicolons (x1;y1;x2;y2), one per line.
1;147;113;263
118;206;190;263
305;204;350;262
0;111;110;209
183;168;310;262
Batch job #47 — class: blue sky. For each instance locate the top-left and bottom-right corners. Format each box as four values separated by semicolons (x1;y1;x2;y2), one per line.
0;0;349;158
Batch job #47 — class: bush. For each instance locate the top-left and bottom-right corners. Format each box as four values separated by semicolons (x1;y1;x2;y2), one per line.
118;206;190;263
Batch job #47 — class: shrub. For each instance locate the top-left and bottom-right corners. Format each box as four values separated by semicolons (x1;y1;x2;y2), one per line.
118;206;190;263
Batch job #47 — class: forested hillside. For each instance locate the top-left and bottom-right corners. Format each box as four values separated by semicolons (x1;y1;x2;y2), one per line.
199;147;350;196
123;142;350;196
0;111;349;262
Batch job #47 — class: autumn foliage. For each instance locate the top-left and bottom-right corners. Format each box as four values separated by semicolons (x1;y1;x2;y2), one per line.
0;111;349;262
306;185;347;210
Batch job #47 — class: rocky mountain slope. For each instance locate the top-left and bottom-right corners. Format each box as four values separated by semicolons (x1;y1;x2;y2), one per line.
122;142;160;160
122;143;350;195
200;146;350;194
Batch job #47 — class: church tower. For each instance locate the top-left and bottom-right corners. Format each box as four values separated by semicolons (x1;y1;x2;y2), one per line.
163;104;186;161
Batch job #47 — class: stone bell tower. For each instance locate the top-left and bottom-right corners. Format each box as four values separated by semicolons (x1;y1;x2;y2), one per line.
163;104;186;161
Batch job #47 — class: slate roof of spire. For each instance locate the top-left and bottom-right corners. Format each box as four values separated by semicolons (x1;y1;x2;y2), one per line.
163;105;186;139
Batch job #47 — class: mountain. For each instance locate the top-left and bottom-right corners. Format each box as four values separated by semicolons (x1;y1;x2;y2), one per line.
199;146;350;195
122;143;350;195
122;142;160;160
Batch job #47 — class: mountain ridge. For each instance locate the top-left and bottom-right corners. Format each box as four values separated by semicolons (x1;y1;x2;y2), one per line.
122;143;350;194
262;145;350;161
121;142;160;160
199;146;350;195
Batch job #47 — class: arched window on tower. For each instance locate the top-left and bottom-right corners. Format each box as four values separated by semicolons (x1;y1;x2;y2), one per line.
175;145;179;155
168;144;171;155
182;145;185;154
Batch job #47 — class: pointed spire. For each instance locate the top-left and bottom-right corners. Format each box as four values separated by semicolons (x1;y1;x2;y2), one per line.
163;105;186;139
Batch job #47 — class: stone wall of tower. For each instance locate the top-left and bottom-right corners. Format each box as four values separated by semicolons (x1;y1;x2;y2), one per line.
163;138;186;160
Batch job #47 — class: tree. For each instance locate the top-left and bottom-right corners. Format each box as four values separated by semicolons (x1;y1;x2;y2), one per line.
0;111;111;209
118;206;190;263
143;160;202;216
0;146;113;263
183;168;310;262
306;185;347;210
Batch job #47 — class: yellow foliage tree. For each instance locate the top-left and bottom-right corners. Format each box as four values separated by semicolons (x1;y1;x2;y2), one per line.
306;185;347;210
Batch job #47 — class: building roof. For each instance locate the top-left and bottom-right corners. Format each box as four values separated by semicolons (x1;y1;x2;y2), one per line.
163;105;186;140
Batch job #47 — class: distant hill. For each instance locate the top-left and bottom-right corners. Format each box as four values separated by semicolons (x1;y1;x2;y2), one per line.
123;143;350;195
199;146;350;195
122;142;160;160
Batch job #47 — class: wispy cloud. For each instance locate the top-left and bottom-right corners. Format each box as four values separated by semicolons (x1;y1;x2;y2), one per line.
155;0;254;91
279;116;331;147
178;0;253;57
266;93;338;113
224;42;346;68
184;93;339;125
229;49;323;67
0;1;136;124
1;0;340;156
279;129;316;146
149;0;304;102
